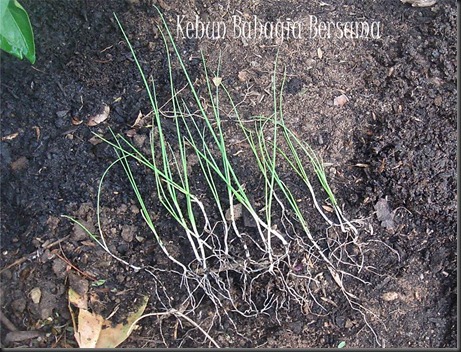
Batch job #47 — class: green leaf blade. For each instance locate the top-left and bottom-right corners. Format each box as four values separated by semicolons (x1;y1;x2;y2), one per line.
0;0;35;64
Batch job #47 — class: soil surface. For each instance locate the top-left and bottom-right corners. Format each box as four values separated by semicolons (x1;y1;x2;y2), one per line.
0;0;457;349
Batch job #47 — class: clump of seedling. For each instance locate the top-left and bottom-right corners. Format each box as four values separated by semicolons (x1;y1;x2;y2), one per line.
66;6;398;346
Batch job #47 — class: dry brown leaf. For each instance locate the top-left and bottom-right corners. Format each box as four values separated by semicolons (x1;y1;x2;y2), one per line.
32;126;40;140
95;296;149;348
131;111;144;128
74;308;104;348
68;287;88;310
2;132;19;141
87;105;110;127
68;286;148;348
71;116;83;126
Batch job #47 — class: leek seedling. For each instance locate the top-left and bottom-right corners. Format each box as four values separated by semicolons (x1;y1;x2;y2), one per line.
64;8;394;345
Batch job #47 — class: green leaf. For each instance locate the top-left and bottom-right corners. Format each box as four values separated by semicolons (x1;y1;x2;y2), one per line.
338;341;346;348
91;279;107;287
0;0;36;64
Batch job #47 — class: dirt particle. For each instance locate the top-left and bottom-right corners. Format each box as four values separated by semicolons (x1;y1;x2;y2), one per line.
11;297;27;314
288;321;303;334
225;204;242;221
10;156;29;171
56;110;69;118
130;205;140;214
73;220;95;241
40;249;55;263
285;78;304;95
381;291;399;301
374;198;395;230
333;94;349;107
30;287;42;304
52;258;68;279
345;319;354;328
38;288;60;319
117;243;129;254
434;96;442;106
147;42;156;51
238;70;249;82
46;216;61;234
1;269;12;280
121;225;136;243
133;134;147;149
317;48;323;59
69;273;89;300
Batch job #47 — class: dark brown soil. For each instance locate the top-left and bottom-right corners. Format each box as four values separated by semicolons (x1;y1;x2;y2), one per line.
0;0;457;348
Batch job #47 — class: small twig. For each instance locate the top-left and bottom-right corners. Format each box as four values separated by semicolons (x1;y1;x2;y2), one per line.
0;310;18;331
0;235;70;275
52;248;97;281
5;330;44;343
